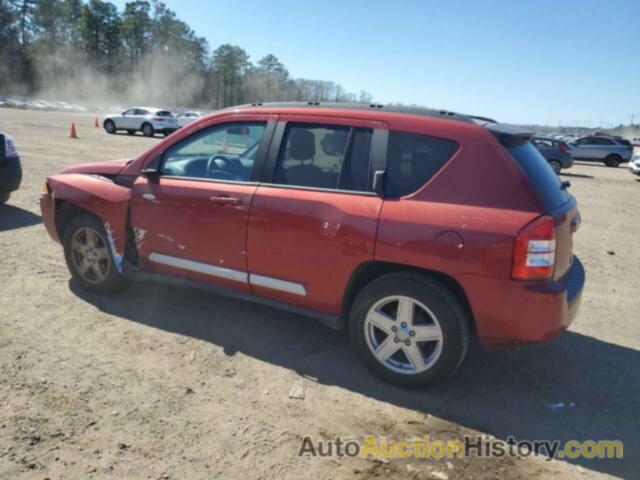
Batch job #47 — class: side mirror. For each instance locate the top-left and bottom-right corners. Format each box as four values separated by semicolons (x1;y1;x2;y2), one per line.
140;155;162;180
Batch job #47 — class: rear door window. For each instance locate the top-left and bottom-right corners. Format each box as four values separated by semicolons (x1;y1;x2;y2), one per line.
273;124;373;192
508;142;569;211
385;131;459;197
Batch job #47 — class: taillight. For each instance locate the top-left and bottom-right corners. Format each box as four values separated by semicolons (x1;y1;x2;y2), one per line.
153;116;165;122
560;143;570;153
512;215;556;281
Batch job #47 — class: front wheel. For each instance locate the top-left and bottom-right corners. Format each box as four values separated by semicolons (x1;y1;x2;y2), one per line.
63;214;128;293
604;155;621;167
349;273;470;388
104;120;116;134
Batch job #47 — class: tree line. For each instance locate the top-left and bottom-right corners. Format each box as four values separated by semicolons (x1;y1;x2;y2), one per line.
0;0;374;108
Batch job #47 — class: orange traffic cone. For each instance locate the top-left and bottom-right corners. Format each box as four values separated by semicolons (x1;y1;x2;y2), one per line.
70;123;78;139
94;116;99;128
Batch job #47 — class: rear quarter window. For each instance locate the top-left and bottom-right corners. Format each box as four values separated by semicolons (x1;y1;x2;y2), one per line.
508;142;569;211
385;131;459;197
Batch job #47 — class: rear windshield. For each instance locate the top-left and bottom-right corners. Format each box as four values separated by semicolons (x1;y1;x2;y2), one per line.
507;142;570;211
156;111;173;117
617;139;631;147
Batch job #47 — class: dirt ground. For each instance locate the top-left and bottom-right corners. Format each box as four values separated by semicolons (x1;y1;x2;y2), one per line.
1;109;638;480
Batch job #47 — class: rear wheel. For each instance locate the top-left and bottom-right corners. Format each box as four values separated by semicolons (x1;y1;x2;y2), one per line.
142;123;155;137
604;155;621;167
104;120;116;134
63;214;128;293
348;273;470;388
0;192;10;204
549;160;562;174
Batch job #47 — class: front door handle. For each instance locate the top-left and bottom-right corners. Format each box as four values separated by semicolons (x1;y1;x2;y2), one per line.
142;193;156;201
210;195;241;206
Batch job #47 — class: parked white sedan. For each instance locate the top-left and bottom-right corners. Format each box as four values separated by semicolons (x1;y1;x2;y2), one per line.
103;108;178;137
176;111;205;128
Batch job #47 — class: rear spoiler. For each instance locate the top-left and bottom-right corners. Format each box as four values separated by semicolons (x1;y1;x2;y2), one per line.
483;123;534;147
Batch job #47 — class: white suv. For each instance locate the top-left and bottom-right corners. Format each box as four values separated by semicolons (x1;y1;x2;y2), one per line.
103;108;178;137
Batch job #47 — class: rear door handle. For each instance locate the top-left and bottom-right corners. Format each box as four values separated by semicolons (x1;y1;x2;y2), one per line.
210;195;241;206
142;193;156;201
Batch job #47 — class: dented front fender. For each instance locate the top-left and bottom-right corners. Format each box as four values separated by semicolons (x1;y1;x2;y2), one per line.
42;173;132;272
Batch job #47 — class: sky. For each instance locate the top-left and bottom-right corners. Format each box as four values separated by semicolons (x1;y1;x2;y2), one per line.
113;0;639;126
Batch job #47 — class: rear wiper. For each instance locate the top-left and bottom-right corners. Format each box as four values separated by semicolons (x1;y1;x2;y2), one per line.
561;180;571;190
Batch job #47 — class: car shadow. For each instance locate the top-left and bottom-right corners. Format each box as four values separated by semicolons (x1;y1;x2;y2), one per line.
70;280;638;478
571;161;629;169
0;204;42;231
560;172;594;179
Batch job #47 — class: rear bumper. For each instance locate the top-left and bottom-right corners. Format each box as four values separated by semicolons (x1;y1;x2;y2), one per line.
459;256;585;349
562;154;573;169
0;156;22;192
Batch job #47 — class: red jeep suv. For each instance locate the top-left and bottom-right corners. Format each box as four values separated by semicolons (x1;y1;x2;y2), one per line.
40;103;585;387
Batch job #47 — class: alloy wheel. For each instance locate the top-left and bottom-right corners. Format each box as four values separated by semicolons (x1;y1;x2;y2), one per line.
70;227;111;284
364;295;443;375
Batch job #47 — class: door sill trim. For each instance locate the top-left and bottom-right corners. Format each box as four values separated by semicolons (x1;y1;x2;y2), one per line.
148;252;308;296
149;252;248;283
249;273;306;296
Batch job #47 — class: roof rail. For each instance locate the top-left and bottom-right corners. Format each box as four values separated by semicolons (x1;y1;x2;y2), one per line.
235;101;531;144
238;101;478;124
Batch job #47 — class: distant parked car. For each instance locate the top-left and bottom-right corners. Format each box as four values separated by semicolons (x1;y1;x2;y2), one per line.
569;135;633;167
628;153;640;177
103;108;178;137
3;98;26;109
0;133;22;204
176;111;205;128
26;99;52;111
532;136;573;173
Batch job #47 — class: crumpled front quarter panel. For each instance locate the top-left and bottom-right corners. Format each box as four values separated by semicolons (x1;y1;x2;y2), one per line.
49;174;131;270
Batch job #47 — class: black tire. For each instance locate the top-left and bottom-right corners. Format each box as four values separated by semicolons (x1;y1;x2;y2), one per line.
549;160;562;174
604;155;621;168
348;273;470;388
127;130;136;135
0;192;10;204
104;120;116;134
142;123;155;137
63;214;128;293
